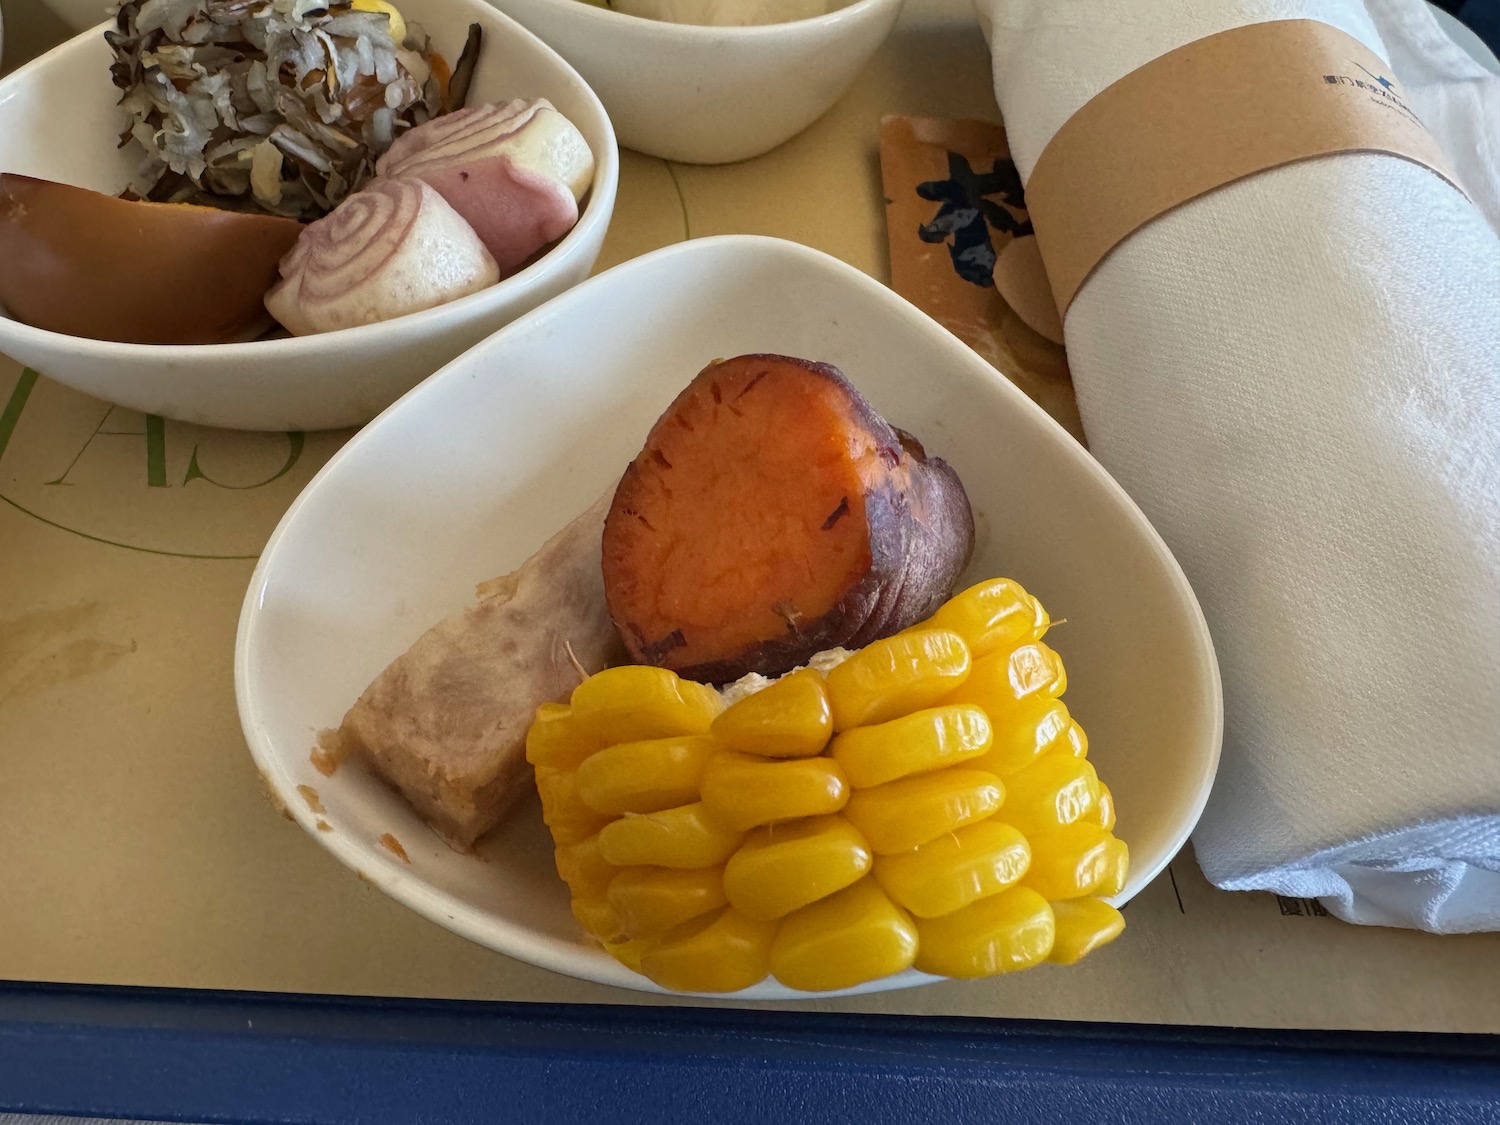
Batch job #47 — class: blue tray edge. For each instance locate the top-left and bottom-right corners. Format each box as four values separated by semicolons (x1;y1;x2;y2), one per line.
2;980;1498;1124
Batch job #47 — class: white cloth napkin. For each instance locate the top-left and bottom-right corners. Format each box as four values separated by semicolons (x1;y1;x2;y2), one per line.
976;0;1500;932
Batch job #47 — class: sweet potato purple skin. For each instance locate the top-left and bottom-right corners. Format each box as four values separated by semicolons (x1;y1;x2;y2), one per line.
603;354;975;684
833;425;975;643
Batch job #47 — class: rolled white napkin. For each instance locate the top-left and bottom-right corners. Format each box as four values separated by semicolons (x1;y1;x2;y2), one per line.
976;0;1500;932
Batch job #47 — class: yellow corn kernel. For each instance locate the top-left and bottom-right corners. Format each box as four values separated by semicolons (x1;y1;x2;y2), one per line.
571;896;625;943
534;765;611;846
941;642;1066;720
924;577;1049;657
769;878;918;992
825;629;971;730
830;705;992;789
913;886;1055;978
1098;835;1129;896
603;937;651;974
1019;822;1119;901
841;768;1004;854
1094;781;1116;831
575;734;717;816
711;668;832;758
606;865;728;939
639;908;776;993
597;802;744;868
968;699;1082;777
525;703;605;769
351;0;406;44
873;819;1031;918
1001;755;1100;836
553;834;617;901
1048;898;1125;965
722;815;872;920
700;751;849;831
1011;642;1067;697
570;666;723;743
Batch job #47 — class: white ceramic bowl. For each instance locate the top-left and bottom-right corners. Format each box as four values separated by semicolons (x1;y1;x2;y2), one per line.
237;234;1223;999
484;0;904;163
0;0;617;431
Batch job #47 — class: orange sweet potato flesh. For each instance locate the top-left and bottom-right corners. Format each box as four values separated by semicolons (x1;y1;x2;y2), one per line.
602;354;975;683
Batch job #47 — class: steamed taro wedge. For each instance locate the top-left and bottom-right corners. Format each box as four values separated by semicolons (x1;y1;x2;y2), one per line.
331;492;626;849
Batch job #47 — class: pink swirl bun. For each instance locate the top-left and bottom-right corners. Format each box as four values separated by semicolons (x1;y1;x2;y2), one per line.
265;177;499;336
376;100;594;275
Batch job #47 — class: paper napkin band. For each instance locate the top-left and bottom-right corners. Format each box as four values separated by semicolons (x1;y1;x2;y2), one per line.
1025;18;1467;316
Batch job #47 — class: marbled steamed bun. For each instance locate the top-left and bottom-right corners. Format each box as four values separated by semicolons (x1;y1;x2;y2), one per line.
376;99;594;275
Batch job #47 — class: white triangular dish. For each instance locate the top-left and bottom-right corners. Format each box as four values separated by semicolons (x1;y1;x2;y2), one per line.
236;234;1223;998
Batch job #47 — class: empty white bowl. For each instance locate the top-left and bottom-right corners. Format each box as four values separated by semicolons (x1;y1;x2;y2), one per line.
0;0;617;431
236;234;1223;999
484;0;905;163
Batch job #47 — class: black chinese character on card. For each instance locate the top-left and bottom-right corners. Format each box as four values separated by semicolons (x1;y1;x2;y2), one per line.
1277;895;1330;917
917;152;1034;289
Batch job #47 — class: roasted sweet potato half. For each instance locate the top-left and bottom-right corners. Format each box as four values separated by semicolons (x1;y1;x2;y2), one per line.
602;354;975;683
